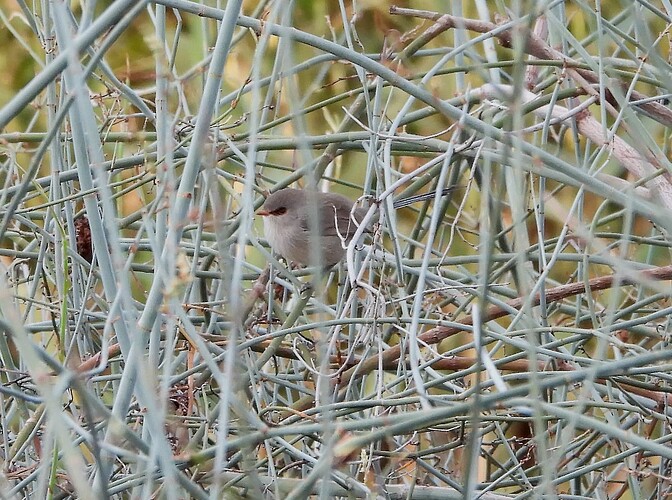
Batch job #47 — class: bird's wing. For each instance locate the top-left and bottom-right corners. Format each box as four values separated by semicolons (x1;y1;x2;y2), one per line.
322;201;369;238
296;195;363;238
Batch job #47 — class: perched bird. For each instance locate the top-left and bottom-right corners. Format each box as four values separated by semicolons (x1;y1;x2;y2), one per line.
257;188;369;267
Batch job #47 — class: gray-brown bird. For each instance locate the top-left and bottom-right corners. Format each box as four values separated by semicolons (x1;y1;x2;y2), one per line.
257;188;369;267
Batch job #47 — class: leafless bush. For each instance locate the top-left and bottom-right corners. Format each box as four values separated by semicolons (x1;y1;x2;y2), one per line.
2;1;672;498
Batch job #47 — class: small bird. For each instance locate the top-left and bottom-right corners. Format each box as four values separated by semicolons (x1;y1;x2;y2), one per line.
257;186;460;267
257;188;369;267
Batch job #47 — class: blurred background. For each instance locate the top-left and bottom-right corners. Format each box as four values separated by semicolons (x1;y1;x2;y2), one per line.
1;1;672;498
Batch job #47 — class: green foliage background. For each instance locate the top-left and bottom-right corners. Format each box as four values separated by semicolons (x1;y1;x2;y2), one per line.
2;1;672;499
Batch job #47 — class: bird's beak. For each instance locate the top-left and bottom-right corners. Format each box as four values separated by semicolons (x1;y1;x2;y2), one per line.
257;209;270;216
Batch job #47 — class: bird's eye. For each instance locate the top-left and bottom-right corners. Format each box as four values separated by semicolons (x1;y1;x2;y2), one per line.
271;207;287;215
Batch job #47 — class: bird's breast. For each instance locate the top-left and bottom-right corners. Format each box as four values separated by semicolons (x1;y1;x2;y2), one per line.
263;215;310;264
